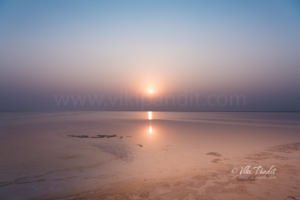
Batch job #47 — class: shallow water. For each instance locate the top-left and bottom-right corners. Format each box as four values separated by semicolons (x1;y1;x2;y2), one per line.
0;112;299;199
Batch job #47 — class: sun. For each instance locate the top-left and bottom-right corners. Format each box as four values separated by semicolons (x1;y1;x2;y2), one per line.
146;86;156;95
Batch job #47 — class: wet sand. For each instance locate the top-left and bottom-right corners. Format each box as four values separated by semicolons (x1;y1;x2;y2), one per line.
0;112;299;200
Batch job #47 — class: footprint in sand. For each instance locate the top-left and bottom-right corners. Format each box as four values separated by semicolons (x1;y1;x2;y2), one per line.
286;196;300;200
211;158;221;163
206;152;222;157
268;142;300;154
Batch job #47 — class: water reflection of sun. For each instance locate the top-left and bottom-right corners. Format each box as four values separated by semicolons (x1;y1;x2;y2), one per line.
147;111;153;135
148;111;152;120
148;125;153;135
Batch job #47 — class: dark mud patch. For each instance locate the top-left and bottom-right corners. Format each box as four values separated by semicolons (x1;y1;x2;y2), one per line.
68;134;117;139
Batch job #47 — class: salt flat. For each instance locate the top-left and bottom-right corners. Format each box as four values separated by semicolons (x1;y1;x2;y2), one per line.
0;112;299;200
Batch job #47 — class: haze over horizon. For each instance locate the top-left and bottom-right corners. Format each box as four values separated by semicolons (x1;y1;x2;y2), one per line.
0;0;299;111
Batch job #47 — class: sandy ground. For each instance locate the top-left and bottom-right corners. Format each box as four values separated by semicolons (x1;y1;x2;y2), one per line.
36;142;300;200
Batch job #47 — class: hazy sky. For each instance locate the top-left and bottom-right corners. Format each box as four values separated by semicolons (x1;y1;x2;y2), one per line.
0;0;299;111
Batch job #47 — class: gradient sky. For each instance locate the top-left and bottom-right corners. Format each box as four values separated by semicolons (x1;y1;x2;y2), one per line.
0;0;299;111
